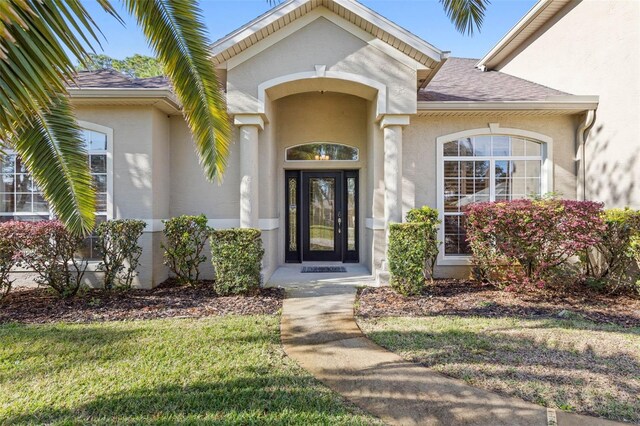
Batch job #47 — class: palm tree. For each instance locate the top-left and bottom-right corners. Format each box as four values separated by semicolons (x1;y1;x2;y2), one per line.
0;0;230;235
0;0;486;236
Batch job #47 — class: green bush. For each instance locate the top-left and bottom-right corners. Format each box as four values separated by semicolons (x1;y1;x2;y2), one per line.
162;215;210;285
210;228;264;296
388;222;433;296
406;205;439;225
96;219;146;290
405;206;441;283
582;208;640;294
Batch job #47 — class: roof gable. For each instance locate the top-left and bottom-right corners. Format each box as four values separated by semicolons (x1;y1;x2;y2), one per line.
210;0;448;83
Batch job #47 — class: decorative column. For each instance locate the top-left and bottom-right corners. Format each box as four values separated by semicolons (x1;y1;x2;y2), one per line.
380;115;410;227
234;114;264;228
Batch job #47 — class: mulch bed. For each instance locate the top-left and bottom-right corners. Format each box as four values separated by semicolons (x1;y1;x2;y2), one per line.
0;279;284;324
356;280;640;328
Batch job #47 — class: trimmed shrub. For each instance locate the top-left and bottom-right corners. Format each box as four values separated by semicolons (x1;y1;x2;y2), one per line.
582;208;640;293
210;228;264;296
162;215;210;285
0;222;23;300
405;206;441;283
96;219;146;290
406;205;439;225
388;222;433;296
465;199;605;290
19;221;87;298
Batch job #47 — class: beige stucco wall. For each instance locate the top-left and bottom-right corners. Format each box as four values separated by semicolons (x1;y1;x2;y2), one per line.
494;0;640;208
226;12;418;116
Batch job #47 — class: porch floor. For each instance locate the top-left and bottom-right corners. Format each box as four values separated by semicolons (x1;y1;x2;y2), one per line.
266;263;376;290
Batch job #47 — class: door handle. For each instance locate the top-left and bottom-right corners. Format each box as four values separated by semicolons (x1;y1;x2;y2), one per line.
337;211;342;234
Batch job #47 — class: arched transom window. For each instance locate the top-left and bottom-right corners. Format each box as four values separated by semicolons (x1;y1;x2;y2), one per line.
286;143;359;161
441;135;544;256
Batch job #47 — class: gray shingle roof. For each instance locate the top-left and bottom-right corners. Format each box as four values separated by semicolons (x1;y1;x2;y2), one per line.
420;57;568;102
70;69;171;89
71;58;568;102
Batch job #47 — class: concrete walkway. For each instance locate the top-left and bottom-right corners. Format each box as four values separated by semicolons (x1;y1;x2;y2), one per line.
279;282;623;426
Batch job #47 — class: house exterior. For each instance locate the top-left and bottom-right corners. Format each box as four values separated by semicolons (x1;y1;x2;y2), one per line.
5;0;637;288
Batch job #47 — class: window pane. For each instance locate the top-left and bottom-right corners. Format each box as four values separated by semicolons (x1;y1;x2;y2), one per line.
0;194;14;213
492;136;511;156
15;174;31;192
309;177;335;251
15;157;28;173
2;155;15;174
443;161;459;177
288;177;297;252
15;193;32;212
443;141;458;156
1;174;14;192
495;160;510;178
93;175;107;192
444;195;460;212
526;160;541;178
33;194;48;212
347;177;356;251
444;178;459;195
526;178;541;196
511;160;526;178
89;131;107;151
458;138;473;156
90;155;107;173
473;136;491;156
526;140;542;156
511;138;526;156
96;193;107;212
286;143;358;161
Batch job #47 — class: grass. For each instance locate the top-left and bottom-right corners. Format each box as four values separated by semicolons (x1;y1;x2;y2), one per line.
358;315;640;423
0;316;378;425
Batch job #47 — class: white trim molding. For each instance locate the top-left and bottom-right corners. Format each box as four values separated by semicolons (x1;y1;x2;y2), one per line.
365;217;385;230
234;114;265;130
379;114;410;129
257;69;388;118
435;124;554;266
140;218;280;233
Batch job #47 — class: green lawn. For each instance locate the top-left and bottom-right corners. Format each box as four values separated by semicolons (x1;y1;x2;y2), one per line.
0;316;378;425
359;316;640;423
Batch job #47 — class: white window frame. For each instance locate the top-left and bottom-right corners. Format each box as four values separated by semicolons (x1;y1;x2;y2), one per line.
0;122;113;223
436;124;553;266
285;142;360;162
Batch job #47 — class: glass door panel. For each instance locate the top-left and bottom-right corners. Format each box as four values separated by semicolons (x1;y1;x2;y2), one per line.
309;177;335;251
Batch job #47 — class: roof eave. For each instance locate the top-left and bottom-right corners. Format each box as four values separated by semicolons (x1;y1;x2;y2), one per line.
476;0;571;70
418;95;599;111
67;88;182;113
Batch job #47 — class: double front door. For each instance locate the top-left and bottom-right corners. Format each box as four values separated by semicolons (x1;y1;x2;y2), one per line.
285;170;358;262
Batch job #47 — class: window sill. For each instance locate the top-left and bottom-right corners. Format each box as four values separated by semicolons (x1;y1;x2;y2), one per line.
437;255;473;266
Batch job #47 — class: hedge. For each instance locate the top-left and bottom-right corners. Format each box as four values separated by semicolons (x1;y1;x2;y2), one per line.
388;222;432;296
210;228;264;295
162;215;210;285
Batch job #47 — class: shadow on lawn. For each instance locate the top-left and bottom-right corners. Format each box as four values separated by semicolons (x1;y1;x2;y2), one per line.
364;327;639;422
1;375;368;425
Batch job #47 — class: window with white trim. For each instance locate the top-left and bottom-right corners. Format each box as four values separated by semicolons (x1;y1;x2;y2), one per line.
0;128;108;258
442;135;543;256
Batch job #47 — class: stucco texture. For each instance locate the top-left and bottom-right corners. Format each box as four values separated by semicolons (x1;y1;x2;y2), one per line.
495;0;640;208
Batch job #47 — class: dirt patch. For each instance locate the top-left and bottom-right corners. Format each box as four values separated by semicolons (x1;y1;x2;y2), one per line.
0;280;284;324
356;280;640;328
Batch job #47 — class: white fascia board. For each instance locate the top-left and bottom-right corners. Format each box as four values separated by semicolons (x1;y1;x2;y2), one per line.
210;0;308;55
211;0;446;64
417;96;599;111
476;0;570;70
331;0;445;62
68;88;181;109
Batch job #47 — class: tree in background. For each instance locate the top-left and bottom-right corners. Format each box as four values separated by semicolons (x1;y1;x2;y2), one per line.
78;53;164;78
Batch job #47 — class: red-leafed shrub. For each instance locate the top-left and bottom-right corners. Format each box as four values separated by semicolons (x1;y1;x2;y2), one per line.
465;199;605;290
18;220;87;298
0;221;24;300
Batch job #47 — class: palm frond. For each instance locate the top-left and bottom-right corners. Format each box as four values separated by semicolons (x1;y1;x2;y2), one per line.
9;95;96;236
123;0;231;181
440;0;489;36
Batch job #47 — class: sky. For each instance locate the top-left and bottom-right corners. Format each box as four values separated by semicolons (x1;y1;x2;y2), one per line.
81;0;538;61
